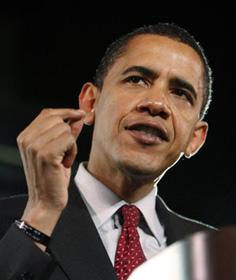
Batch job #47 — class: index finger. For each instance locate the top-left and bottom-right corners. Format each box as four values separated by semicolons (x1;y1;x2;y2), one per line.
40;108;86;122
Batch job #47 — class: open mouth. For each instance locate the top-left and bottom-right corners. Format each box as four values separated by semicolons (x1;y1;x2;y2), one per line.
125;123;169;144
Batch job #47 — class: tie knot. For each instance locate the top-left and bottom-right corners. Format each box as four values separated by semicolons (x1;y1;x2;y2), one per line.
120;205;140;227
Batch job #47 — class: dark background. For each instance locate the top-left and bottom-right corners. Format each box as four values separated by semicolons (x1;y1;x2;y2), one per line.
0;7;235;228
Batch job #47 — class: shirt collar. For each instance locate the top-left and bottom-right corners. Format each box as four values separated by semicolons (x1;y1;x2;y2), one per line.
74;163;124;228
74;162;164;243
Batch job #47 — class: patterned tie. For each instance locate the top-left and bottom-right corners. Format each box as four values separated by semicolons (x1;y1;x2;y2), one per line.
114;205;146;280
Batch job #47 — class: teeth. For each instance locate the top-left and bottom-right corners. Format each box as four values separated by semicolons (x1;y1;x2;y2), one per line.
131;125;160;137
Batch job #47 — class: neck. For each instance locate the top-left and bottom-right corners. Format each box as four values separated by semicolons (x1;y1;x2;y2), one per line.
87;160;158;203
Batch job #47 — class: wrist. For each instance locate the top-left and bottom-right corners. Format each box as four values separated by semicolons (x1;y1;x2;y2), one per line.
15;219;50;247
22;204;62;236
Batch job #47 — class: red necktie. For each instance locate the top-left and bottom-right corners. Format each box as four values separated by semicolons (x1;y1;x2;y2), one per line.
114;205;146;280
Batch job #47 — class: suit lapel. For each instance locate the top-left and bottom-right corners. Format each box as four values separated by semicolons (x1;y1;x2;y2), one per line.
49;182;117;280
155;194;215;246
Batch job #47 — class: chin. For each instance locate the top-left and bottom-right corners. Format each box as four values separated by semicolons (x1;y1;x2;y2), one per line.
115;156;164;182
111;145;181;182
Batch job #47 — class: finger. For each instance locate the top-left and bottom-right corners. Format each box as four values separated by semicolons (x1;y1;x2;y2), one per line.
68;119;84;139
39;108;86;122
37;131;77;168
21;115;66;144
27;122;72;156
21;109;85;135
18;109;86;146
62;143;77;168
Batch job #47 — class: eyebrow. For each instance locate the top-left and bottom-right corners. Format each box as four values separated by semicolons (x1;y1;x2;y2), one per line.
122;65;157;80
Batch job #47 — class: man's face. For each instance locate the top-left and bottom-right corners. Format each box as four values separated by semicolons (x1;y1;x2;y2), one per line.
87;35;207;180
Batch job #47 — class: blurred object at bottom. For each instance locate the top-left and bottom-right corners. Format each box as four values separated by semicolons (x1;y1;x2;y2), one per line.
129;226;236;280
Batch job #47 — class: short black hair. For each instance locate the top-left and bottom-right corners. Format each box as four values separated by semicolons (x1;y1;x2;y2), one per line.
94;23;213;119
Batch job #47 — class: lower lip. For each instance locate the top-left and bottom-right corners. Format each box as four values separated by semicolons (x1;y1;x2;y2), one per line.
127;129;164;145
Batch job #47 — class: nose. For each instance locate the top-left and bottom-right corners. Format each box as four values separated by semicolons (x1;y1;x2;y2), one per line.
136;99;171;119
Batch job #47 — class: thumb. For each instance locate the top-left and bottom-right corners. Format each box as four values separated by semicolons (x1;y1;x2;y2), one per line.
68;109;85;139
62;111;85;168
62;120;83;168
70;119;84;139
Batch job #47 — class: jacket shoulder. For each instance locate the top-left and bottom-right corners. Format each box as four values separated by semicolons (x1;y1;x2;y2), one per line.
156;194;217;245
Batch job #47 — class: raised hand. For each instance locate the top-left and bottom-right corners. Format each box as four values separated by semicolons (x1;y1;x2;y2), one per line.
16;108;86;248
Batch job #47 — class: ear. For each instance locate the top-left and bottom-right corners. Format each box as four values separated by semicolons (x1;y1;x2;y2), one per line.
79;82;100;125
184;121;208;158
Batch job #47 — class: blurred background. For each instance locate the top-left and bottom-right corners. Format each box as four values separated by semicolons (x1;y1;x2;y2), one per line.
0;6;235;228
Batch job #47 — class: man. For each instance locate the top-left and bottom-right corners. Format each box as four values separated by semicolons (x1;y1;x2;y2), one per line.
0;23;215;280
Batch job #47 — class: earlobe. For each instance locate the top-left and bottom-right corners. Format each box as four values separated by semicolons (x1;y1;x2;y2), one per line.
84;109;95;125
184;152;192;159
184;121;208;158
78;82;99;125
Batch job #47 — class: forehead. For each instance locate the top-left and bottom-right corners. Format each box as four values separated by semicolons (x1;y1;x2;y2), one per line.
105;34;204;96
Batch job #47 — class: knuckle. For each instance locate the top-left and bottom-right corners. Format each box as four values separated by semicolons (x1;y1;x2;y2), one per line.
17;135;30;150
16;133;23;146
30;143;54;163
61;122;71;133
28;143;40;157
36;149;51;163
41;108;53;116
17;130;28;145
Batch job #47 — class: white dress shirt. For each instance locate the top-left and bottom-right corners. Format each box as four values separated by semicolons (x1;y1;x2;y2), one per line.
74;163;166;264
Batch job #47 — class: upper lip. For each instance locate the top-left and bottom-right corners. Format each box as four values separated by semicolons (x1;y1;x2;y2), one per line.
125;120;170;141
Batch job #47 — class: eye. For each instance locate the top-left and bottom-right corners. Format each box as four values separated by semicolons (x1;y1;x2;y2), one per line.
125;75;149;86
170;88;194;104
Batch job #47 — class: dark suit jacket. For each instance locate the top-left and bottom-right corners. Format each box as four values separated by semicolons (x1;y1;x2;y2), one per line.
0;182;215;280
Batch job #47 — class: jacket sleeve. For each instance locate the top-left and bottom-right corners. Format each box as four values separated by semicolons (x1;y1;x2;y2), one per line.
0;224;56;280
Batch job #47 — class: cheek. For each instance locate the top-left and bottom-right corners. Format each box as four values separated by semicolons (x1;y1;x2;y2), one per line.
96;90;135;128
94;94;125;139
169;96;199;121
171;111;196;151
